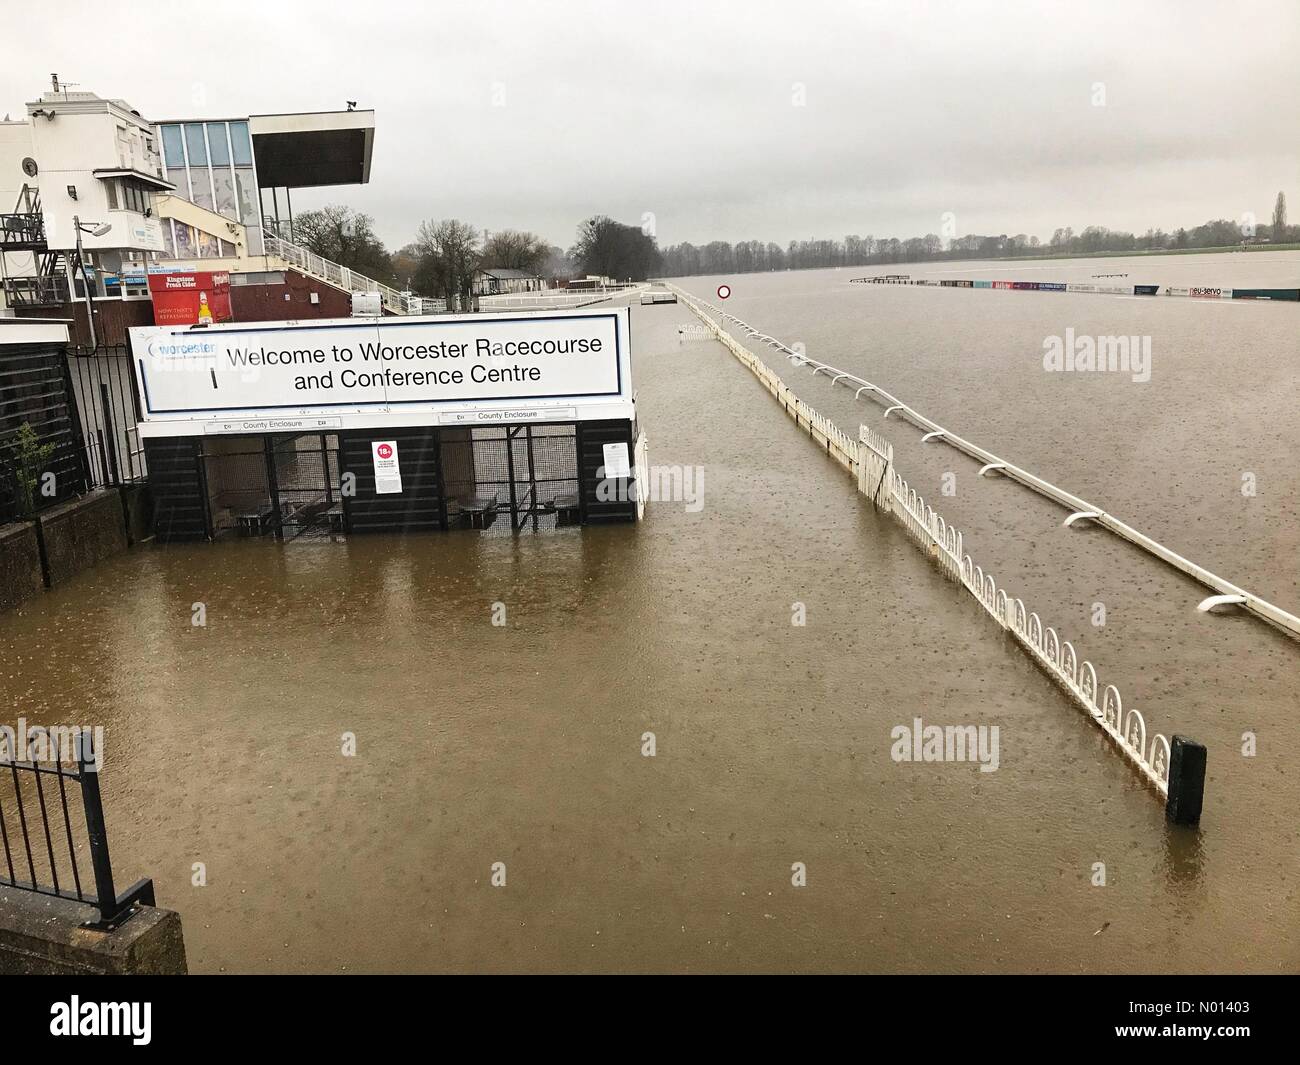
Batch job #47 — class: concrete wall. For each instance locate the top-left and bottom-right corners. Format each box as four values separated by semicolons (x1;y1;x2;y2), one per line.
0;521;44;612
0;889;186;975
35;489;128;587
120;484;154;545
0;488;133;615
0;120;36;212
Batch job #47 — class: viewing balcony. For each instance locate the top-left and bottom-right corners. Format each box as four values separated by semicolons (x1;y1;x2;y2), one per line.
2;275;70;306
0;212;46;252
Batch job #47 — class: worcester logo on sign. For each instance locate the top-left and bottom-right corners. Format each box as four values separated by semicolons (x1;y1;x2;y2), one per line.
128;306;634;438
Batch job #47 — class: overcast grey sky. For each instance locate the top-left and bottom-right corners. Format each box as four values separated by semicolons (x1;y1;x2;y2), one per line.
6;0;1297;251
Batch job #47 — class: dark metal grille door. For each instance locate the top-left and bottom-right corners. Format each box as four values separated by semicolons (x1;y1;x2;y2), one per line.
439;423;578;532
270;433;342;539
199;436;272;538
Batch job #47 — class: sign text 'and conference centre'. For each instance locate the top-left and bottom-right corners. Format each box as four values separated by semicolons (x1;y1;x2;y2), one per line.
128;308;633;437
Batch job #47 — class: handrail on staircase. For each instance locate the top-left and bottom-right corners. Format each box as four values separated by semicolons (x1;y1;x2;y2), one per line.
262;233;409;314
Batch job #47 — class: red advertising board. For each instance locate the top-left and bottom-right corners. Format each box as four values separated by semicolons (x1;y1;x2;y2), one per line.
148;271;233;326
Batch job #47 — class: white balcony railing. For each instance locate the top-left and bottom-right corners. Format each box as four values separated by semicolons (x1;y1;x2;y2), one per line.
263;233;413;315
477;284;647;310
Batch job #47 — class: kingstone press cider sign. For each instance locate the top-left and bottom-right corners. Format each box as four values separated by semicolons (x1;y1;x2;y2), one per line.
129;307;632;435
147;270;232;326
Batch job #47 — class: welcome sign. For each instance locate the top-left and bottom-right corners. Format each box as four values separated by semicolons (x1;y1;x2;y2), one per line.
129;307;633;437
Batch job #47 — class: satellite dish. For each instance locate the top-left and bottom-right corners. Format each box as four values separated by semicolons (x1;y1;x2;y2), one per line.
22;157;38;177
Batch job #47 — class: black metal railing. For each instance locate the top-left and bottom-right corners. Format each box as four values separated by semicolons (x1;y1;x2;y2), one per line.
0;211;47;250
0;343;91;525
66;344;148;490
0;730;154;929
0;275;68;306
0;342;147;525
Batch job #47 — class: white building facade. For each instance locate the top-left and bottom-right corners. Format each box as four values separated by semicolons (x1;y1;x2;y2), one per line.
0;76;388;326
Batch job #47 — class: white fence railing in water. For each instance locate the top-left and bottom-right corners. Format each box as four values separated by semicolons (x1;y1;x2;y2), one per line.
670;283;1177;801
693;300;1300;642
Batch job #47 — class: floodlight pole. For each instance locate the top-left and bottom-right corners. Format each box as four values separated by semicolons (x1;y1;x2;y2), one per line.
72;214;97;351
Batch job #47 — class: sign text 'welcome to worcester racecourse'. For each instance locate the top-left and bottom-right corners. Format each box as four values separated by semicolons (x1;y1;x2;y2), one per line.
128;307;632;437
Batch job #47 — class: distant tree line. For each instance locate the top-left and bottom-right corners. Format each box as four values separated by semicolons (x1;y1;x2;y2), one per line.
660;192;1297;276
288;193;1293;293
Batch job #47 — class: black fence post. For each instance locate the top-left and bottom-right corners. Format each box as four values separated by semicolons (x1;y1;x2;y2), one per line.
59;349;93;495
99;381;120;486
1166;735;1207;827
74;734;156;929
264;434;283;539
76;736;118;924
74;738;119;931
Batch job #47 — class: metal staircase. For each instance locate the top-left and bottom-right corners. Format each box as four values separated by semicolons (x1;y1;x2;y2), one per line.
261;231;423;315
1;186;74;305
0;185;45;250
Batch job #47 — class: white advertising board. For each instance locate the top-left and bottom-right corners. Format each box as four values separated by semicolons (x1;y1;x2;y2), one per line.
129;307;633;437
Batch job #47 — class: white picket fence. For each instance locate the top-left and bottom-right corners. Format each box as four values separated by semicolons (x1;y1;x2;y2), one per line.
670;283;1173;799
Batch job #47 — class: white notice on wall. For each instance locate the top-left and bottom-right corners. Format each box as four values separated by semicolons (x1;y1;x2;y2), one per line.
372;440;402;494
602;441;631;479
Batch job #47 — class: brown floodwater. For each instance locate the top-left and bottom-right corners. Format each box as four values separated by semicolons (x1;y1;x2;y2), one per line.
1;268;1297;972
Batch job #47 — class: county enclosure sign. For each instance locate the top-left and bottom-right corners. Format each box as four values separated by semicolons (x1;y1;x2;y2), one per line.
128;307;633;437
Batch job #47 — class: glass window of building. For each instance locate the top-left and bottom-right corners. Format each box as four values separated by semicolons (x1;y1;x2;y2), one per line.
189;169;214;212
235;169;258;224
161;220;176;257
183;123;208;166
212;169;237;217
161;125;185;167
229;122;253;166
207;123;231;166
174;223;196;259
105;179;119;210
167;168;189;198
121;180;144;213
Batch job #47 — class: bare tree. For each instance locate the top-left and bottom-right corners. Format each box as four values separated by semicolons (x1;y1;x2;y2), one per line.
1273;191;1288;242
413;219;480;305
292;204;393;281
481;230;549;274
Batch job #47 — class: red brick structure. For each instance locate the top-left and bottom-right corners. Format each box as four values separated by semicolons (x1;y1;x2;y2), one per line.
13;269;391;346
230;269;391;323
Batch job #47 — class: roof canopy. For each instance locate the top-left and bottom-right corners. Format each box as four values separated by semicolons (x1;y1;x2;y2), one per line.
248;110;374;189
93;168;177;191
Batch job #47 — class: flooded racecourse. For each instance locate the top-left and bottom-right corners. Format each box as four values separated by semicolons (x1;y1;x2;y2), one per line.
2;256;1298;973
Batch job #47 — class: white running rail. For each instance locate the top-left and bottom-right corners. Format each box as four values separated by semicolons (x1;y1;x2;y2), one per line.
684;297;1300;641
670;283;1176;799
